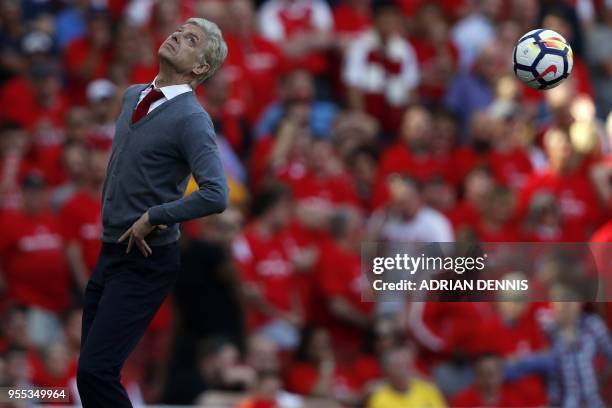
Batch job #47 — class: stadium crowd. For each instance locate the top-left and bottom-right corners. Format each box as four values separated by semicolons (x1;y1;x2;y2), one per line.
0;0;611;406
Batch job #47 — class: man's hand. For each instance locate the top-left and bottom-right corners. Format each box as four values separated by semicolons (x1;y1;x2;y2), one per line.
118;212;164;257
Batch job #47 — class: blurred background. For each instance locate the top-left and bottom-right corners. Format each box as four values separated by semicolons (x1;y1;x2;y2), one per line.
0;0;611;406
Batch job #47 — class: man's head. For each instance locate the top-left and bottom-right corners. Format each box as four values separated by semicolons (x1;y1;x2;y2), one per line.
251;184;293;229
246;334;280;372
158;18;228;87
381;344;415;391
474;353;504;394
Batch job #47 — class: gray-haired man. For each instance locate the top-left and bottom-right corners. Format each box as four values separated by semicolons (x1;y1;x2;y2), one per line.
76;18;229;407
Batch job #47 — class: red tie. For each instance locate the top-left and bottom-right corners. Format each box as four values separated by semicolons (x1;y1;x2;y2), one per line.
131;88;164;124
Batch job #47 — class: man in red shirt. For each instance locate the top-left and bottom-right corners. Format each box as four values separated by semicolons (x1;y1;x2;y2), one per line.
0;172;71;346
64;9;113;104
224;0;287;123
518;128;604;240
452;354;527;407
232;184;302;349
60;147;108;291
316;207;373;358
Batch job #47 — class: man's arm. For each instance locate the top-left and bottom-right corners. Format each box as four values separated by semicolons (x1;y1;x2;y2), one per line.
119;112;229;256
148;112;229;226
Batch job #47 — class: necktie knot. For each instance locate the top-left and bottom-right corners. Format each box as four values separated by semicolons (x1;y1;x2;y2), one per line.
131;88;165;124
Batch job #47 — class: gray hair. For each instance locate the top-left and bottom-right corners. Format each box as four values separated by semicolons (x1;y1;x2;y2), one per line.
185;17;228;87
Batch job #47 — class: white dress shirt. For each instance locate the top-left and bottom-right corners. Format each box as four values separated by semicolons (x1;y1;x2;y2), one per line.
137;77;193;114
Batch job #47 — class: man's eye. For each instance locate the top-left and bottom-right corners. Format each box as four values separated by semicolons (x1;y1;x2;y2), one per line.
189;38;195;45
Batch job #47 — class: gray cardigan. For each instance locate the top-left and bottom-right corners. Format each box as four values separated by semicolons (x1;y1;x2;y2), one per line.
100;84;229;246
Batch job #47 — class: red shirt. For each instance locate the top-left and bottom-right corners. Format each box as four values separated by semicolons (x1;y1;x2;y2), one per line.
487;148;533;191
0;209;71;312
332;4;371;36
64;37;111;104
316;240;373;352
446;200;481;233
224;35;286;123
233;225;297;329
0;77;68;131
474;221;520;242
286;361;359;396
410;37;459;103
373;143;453;208
59;190;102;273
452;385;529;407
518;168;604;240
278;166;361;209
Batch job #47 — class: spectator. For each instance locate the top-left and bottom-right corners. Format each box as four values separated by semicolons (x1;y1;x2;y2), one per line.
474;186;518;242
0;171;70;347
586;3;612;119
64;8;113;104
343;0;419;134
452;0;500;70
232;184;303;349
245;334;281;374
49;140;88;208
197;337;256;393
63;106;94;144
0;0;27;83
506;287;612;408
54;0;92;49
238;370;304;408
225;0;286;123
410;3;458;105
518;128;604;240
256;69;338;140
452;353;526;407
316;207;372;357
257;0;334;77
286;326;360;404
367;176;454;243
0;61;68;134
59;146;108;290
367;343;446;408
445;43;502;137
86;78;119;142
373;107;452;207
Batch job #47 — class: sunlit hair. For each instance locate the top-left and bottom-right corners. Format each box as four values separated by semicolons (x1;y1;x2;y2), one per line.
185;17;228;87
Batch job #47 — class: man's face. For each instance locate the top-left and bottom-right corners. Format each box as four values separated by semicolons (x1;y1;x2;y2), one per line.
158;24;209;79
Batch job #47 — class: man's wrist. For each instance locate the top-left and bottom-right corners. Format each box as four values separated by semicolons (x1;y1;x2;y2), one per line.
147;207;163;227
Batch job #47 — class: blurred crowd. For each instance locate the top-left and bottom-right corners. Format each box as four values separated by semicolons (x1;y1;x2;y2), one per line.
1;0;612;406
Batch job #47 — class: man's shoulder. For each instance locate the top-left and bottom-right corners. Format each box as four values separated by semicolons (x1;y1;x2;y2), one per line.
122;83;148;101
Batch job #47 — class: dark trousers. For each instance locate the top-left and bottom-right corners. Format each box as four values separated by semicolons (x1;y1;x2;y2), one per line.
77;242;180;407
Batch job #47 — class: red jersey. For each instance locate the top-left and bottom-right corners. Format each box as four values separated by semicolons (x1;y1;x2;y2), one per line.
59;190;102;273
64;37;111;104
232;225;297;329
487;148;533;191
224;35;286;123
332;4;371;36
277;166;361;209
0;209;71;312
0;77;68;131
373;143;453;208
518;168;604;240
316;240;373;353
452;385;529;407
286;361;359;396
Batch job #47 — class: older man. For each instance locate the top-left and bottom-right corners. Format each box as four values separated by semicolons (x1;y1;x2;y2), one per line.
76;18;229;407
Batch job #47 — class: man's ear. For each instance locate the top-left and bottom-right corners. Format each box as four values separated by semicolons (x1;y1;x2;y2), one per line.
193;62;210;77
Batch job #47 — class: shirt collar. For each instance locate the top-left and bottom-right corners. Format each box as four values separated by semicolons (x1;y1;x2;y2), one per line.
151;77;192;100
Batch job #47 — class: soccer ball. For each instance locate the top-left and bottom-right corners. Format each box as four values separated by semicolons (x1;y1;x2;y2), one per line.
513;29;573;90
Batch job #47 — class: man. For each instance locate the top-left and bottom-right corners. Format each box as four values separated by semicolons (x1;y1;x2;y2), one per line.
76;18;229;407
367;344;446;408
